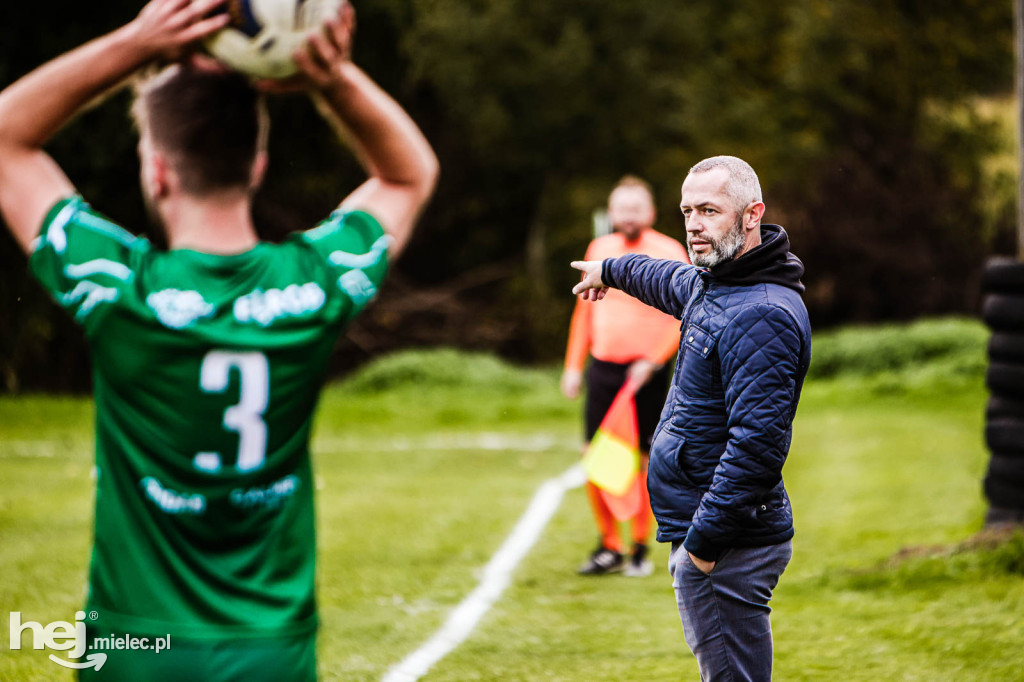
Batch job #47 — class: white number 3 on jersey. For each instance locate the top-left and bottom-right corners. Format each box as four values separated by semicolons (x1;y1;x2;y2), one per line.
195;351;269;474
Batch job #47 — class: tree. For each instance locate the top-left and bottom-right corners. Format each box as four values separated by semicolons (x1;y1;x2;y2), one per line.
0;0;1015;390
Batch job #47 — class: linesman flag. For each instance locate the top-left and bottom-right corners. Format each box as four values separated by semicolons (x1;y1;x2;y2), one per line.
581;379;643;521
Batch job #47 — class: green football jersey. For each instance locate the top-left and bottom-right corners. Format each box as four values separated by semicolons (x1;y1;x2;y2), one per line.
29;195;389;639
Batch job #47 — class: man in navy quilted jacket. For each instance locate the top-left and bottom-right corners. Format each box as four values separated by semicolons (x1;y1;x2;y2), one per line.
570;156;811;681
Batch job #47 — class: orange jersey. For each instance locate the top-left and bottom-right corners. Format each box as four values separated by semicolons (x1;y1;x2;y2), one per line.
565;229;689;372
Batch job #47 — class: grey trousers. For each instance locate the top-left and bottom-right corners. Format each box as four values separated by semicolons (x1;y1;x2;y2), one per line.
668;540;793;681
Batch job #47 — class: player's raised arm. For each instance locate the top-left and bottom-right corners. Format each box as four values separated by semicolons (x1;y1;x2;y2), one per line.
0;0;230;253
278;4;438;258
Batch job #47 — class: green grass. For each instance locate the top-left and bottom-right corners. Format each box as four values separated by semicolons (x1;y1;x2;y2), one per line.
2;320;1021;680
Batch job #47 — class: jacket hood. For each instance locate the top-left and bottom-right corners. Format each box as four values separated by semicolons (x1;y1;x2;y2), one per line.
707;224;805;293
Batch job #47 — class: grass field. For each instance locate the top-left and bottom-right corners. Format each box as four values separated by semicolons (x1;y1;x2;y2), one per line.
2;319;1022;681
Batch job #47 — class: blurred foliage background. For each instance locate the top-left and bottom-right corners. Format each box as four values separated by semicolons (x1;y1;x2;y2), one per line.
0;0;1017;392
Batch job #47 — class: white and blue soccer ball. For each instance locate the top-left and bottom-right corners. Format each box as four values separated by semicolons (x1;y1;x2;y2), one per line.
205;0;346;79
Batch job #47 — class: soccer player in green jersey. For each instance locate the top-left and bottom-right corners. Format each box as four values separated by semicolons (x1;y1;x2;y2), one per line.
0;0;438;679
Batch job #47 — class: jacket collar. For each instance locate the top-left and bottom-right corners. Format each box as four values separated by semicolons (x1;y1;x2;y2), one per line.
702;224;805;293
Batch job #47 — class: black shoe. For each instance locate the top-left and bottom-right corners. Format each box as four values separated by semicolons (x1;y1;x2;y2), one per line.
624;543;653;577
577;545;624;575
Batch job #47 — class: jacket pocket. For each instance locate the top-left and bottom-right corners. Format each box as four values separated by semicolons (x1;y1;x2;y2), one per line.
679;325;721;400
651;427;687;481
655;424;697;486
683;324;717;359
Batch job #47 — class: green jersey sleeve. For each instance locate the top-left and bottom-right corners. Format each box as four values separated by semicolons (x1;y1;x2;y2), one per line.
29;195;147;334
295;209;389;320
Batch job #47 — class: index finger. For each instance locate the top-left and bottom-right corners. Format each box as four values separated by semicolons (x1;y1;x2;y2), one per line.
177;11;232;45
325;1;356;56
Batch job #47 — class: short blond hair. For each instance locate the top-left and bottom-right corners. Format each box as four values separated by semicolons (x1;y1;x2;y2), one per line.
609;175;654;203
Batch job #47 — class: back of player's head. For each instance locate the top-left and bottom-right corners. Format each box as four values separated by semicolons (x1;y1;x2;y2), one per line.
132;66;267;196
687;156;762;210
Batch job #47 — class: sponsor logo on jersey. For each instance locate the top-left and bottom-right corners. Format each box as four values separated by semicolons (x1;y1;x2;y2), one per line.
142;477;206;514
233;283;326;326
146;289;215;329
230;474;301;510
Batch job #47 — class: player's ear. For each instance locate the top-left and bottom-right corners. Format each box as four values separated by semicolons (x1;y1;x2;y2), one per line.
140;146;170;200
249;151;268;192
745;201;765;230
152;154;172;198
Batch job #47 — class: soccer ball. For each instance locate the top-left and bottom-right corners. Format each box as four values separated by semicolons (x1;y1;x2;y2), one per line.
205;0;346;79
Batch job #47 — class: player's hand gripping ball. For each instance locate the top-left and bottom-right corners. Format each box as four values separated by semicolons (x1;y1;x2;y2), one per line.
205;0;346;79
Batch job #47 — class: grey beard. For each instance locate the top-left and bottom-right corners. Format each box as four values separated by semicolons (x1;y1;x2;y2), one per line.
688;220;746;268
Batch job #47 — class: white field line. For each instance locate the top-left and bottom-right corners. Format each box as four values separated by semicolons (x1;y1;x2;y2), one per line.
382;463;587;682
0;441;58;458
315;432;574;453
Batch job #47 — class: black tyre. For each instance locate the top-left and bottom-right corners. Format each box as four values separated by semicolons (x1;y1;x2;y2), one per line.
985;471;1024;509
984;454;1024;508
985;419;1024;456
988;332;1024;364
986;362;1024;400
988;452;1024;481
982;257;1024;295
982;294;1024;332
987;395;1024;422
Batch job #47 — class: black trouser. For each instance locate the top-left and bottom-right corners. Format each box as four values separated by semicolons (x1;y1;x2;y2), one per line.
584;358;671;451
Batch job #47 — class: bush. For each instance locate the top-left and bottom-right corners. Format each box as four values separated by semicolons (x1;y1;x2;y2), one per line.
809;317;987;380
339;347;554;394
342;318;988;395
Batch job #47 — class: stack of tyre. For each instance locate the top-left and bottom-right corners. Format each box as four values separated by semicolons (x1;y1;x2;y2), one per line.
983;257;1024;525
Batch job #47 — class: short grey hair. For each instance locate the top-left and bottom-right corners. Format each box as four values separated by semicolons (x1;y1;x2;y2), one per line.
688;155;763;210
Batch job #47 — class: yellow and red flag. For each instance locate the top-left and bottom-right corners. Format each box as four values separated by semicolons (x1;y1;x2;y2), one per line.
582;380;643;520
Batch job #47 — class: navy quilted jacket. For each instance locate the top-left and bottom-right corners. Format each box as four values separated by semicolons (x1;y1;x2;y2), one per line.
602;224;811;561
